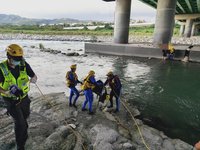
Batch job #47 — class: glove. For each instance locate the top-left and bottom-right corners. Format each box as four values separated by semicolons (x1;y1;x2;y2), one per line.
9;85;23;97
4;90;12;97
9;85;18;94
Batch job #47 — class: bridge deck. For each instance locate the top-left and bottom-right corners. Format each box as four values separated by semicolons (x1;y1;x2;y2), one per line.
103;0;200;21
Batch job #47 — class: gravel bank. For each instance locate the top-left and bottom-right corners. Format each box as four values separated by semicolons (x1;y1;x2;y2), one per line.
0;33;200;45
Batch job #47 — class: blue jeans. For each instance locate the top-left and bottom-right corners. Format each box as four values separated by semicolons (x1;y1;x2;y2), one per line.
69;87;79;105
82;89;93;112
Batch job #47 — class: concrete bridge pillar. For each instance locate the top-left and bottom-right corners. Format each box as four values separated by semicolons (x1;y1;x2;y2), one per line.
153;0;177;45
179;24;185;36
184;19;193;37
191;23;200;36
191;24;197;36
113;0;131;44
197;25;200;35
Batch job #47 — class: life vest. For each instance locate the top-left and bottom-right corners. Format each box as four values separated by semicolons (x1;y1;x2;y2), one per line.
0;60;29;99
168;43;175;54
66;71;78;87
81;74;95;90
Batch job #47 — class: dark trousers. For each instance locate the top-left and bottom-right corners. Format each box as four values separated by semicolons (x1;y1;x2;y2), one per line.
4;96;31;150
109;90;120;111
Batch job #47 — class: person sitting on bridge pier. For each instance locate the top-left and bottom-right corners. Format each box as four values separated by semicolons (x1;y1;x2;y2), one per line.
104;71;122;113
168;44;175;60
182;45;193;62
161;43;175;60
162;43;175;60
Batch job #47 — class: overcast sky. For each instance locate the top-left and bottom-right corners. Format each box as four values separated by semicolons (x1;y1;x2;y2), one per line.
0;0;156;22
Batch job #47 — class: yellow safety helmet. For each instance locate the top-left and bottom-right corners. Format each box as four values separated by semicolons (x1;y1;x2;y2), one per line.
6;44;23;57
106;71;113;76
70;64;77;69
89;70;95;75
168;43;174;53
168;43;173;50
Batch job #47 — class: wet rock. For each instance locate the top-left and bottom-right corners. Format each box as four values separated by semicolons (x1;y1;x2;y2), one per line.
39;43;45;50
66;52;80;56
104;112;116;121
67;124;76;129
173;139;193;150
61;52;67;55
118;126;132;140
81;54;88;57
122;142;135;150
0;93;193;150
162;139;175;150
40;130;76;150
89;124;119;150
51;50;61;54
142;125;163;149
73;110;78;117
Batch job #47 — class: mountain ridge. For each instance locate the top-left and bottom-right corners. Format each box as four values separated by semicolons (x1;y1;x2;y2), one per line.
0;14;81;25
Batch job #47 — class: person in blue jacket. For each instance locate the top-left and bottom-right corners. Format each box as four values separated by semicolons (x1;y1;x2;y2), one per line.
104;71;122;112
66;64;82;108
81;70;97;115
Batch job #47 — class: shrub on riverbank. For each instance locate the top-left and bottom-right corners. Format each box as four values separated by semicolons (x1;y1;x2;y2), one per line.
0;24;181;36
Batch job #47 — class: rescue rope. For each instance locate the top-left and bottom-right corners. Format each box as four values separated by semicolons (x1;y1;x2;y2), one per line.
34;83;87;150
111;89;151;150
121;100;151;150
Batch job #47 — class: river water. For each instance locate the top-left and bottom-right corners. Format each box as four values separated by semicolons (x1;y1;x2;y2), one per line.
0;40;199;145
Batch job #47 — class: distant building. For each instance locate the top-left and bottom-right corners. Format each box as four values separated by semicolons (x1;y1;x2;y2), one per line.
39;24;46;27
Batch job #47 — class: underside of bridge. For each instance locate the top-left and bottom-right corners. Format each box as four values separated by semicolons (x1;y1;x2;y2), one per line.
139;0;200;22
139;0;200;38
102;0;200;45
139;0;200;15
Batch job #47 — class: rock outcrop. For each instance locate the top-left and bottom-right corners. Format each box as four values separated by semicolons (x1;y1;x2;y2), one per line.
0;93;193;150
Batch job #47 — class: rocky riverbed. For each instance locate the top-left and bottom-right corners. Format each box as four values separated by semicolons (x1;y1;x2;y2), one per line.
0;33;200;45
0;93;194;150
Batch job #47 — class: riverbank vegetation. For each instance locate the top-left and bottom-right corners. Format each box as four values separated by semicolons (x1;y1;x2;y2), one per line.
0;24;181;36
